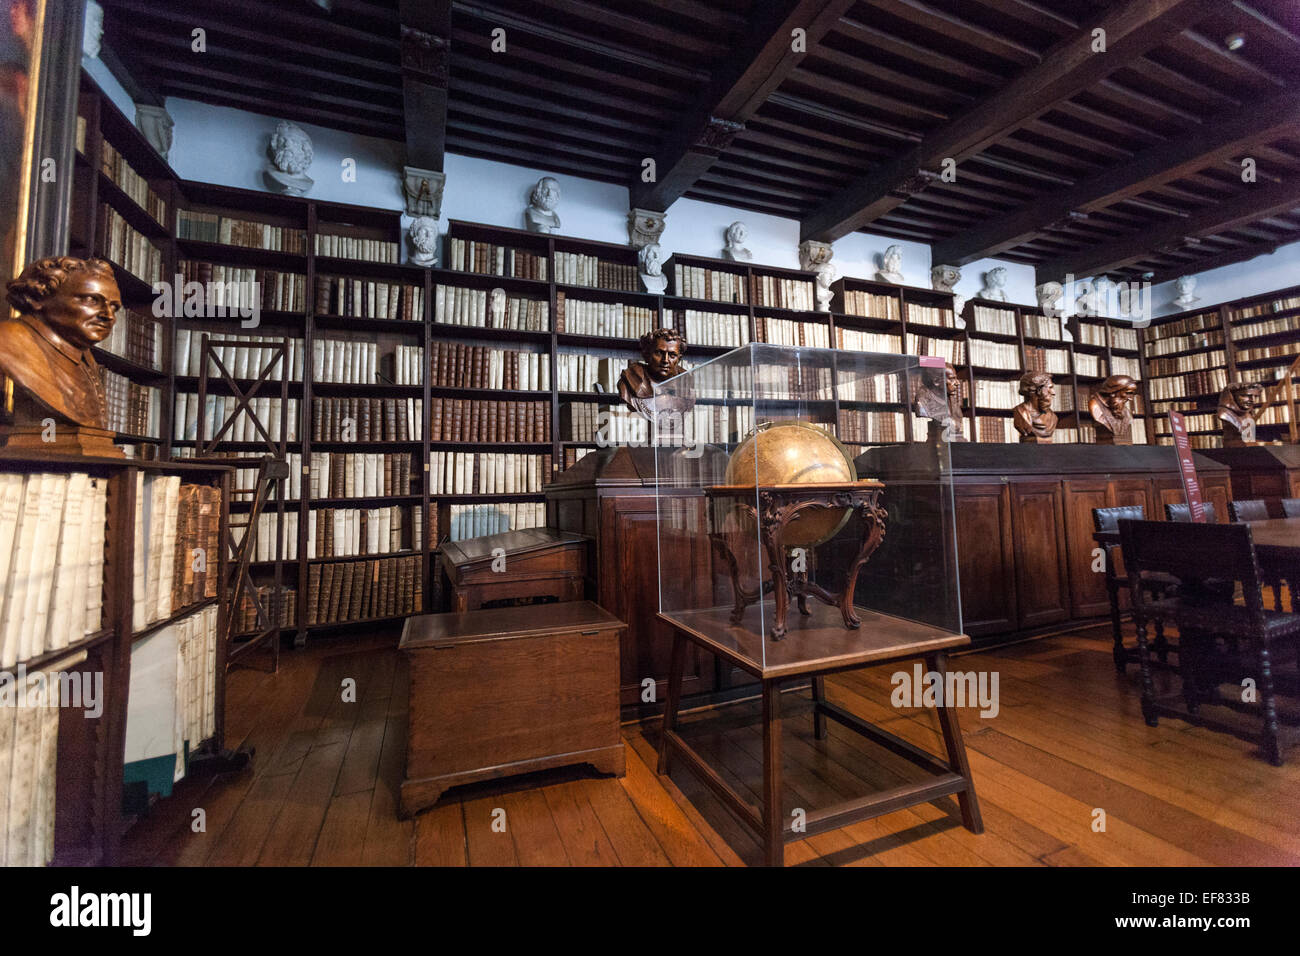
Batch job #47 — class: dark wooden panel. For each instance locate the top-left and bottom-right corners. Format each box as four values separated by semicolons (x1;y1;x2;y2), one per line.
953;483;1016;635
1062;480;1110;619
1009;481;1069;629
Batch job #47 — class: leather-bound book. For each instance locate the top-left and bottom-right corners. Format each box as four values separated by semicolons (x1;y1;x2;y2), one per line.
307;563;322;625
337;561;354;621
317;561;335;624
327;558;345;622
349;558;365;620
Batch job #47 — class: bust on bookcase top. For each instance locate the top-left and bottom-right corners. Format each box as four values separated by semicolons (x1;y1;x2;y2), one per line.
1012;371;1057;444
0;257;123;455
265;120;314;196
722;221;752;261
979;266;1008;302
407;215;438;267
525;177;561;233
876;245;904;284
638;242;667;294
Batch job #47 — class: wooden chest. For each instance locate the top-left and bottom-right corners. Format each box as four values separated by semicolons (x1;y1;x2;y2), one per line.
439;528;587;612
398;600;626;818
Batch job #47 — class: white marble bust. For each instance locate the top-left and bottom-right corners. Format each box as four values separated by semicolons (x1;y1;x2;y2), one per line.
136;105;174;161
265;121;314;196
83;0;104;59
931;263;965;320
638;242;667;294
722;221;752;261
525;177;561;233
876;244;905;284
1173;274;1200;308
978;266;1008;301
408;216;438;267
1036;280;1064;318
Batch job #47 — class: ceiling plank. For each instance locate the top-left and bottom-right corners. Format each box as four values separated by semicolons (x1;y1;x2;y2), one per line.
629;0;859;211
1035;178;1300;279
800;0;1224;242
1147;232;1300;283
399;0;450;172
933;89;1300;265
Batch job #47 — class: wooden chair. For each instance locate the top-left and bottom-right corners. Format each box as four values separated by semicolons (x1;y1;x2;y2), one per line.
1118;518;1300;765
1230;499;1270;522
1165;501;1218;523
1093;505;1174;672
1282;498;1300;518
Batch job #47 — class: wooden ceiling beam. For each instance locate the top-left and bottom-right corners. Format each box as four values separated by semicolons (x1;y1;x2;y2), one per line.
629;0;859;212
1147;233;1300;283
160;81;400;138
398;0;449;174
933;89;1300;265
1035;178;1300;279
800;0;1224;243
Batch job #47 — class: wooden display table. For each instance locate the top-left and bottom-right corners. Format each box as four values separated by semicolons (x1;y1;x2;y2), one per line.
657;604;982;866
439;528;588;612
398;601;625;817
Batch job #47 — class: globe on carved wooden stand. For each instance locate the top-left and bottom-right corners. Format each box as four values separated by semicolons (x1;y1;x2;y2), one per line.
723;419;857;546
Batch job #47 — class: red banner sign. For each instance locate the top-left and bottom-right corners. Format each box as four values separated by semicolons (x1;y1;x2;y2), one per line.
1168;410;1207;522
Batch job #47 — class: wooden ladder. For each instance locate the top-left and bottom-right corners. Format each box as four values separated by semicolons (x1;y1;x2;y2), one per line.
223;455;289;671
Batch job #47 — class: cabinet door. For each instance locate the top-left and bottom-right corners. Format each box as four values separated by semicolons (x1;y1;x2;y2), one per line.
953;483;1016;635
599;495;713;708
1062;480;1110;618
1112;479;1150;515
1203;477;1232;523
1010;481;1069;628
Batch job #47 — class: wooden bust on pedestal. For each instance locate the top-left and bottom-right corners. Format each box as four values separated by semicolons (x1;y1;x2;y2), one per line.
616;327;688;419
0;256;123;457
1089;374;1139;445
913;362;967;442
1218;381;1265;447
1012;371;1057;444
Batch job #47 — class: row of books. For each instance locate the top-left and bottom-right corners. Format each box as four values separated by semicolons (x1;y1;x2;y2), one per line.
906;333;966;366
1025;346;1070;376
839;374;905;405
312;340;422;386
447;502;545;542
978;417;1018;443
1143;330;1222;356
751;275;815;311
434;285;550;330
102;370;162;438
972;305;1017;336
0;657;72;865
969;339;1020;370
430;342;549;391
1152;411;1218;434
174;394;302;444
1258;403;1292;426
132;475;221;631
1146;369;1228;401
306;505;421;559
1234;316;1300;342
230;511;297;562
837;328;901;353
564;446;594;469
175;330;305;381
314;233;399;263
673;264;746;303
447;239;548;280
305;555;422;625
101;140;167;225
177;209;307;253
311;451;414;501
842;290;900;321
1052;387;1076;413
975;380;1021;409
680;310;751;348
312;398;423;443
1146;351;1223;376
1074;353;1104;378
1232;294;1300;319
1054;425;1097;444
429;452;553;495
906;303;957;328
556;352;620;393
756;317;830;348
232;585;296;637
1111;327;1139;352
553;251;637;291
1145;311;1219;340
1112;355;1141;378
1156;434;1220;449
315;276;424;321
838;410;906;443
1075;322;1107;348
427;398;550;443
1234;343;1300;364
561;401;626;442
1023;313;1062;341
179;260;307;312
0;473;107;668
555;295;655;339
99;205;164;285
97;307;163;372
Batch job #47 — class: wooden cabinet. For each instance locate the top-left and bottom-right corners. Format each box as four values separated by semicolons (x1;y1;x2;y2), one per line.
953;483;1016;633
1201;446;1300;517
1009;482;1070;628
1062;480;1111;619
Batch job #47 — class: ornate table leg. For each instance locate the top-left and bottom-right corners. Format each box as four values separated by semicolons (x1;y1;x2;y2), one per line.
710;532;753;625
793;568;811;617
836;502;888;630
762;525;790;640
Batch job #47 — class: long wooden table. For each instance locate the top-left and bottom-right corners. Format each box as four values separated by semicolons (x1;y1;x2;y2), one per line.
1244;516;1300;563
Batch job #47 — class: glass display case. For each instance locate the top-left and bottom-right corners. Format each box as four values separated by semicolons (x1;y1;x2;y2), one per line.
651;342;962;673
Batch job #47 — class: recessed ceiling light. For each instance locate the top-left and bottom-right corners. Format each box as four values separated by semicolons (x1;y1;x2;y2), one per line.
1226;33;1245;51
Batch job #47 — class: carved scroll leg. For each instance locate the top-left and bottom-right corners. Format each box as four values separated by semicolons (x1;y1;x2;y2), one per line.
710;532;750;625
794;568;811;617
762;526;789;641
839;503;887;630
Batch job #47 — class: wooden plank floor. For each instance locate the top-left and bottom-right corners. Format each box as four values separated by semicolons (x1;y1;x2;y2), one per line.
121;624;1300;866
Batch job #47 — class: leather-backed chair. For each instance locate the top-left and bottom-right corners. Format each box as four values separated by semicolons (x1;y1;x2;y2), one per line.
1230;499;1269;523
1165;501;1218;523
1282;498;1300;518
1093;505;1174;672
1119;518;1300;765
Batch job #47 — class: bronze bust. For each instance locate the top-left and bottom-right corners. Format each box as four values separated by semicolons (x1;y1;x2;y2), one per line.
617;327;688;420
1218;380;1265;447
913;362;966;442
1089;374;1139;445
1012;371;1058;444
1;257;122;455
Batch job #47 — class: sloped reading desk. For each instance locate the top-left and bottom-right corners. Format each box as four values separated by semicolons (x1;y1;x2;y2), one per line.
656;605;983;866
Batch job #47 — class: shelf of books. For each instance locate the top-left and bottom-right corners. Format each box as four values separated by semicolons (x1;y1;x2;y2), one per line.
1070;313;1148;445
1141;304;1230;448
1224;284;1300;440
